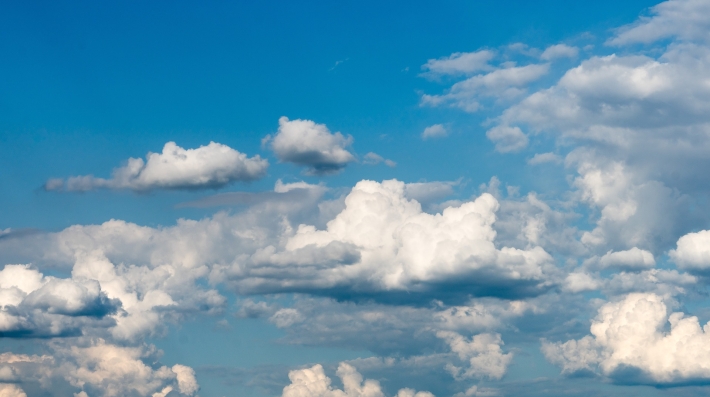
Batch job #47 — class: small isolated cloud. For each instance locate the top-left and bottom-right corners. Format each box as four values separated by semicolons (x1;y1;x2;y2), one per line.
421;124;448;140
527;152;562;165
45;142;267;192
363;152;397;167
437;331;512;380
540;44;579;61
486;125;528;153
267;117;356;175
422;50;495;77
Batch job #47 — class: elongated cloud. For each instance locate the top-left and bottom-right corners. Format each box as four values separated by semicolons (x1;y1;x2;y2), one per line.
45;141;268;192
267;117;356;175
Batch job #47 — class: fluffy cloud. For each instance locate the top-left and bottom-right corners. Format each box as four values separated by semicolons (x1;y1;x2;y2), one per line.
282;363;433;397
267;117;355;175
421;124;448;140
436;331;512;380
543;293;710;384
45;141;268;192
485;125;528;153
669;230;710;271
0;384;26;397
597;248;655;270
234;180;555;300
0;265;118;338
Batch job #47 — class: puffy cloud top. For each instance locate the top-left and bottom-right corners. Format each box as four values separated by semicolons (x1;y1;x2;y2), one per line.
282;362;433;397
46;141;268;192
669;230;710;270
268;117;356;175
239;180;554;300
544;293;710;384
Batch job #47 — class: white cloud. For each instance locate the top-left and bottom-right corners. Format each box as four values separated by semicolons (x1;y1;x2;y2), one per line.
421;64;549;112
527;152;562;165
598;248;655;270
669;230;710;271
268;117;356;175
45;142;268;192
485;125;528;153
0;384;26;397
171;364;199;396
421;50;495;77
238;180;555;298
421;124;448;140
437;331;512;380
540;44;579;60
0;265;118;337
363;152;397;167
609;0;710;45
543;293;710;384
282;363;433;397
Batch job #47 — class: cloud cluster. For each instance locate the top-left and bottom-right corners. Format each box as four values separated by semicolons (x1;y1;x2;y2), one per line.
233;179;555;300
282;363;433;397
267;117;356;175
0;340;199;397
46;141;268;192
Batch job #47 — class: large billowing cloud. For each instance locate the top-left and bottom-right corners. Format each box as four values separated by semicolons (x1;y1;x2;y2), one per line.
543;293;710;384
232;179;556;300
45;141;268;192
267;117;356;175
282;363;433;397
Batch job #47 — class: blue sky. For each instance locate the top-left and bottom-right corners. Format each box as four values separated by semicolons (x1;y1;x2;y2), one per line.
4;1;710;396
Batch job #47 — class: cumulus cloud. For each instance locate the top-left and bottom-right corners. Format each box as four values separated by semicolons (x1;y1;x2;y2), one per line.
421;50;495;77
421;124;448;140
233;180;555;300
267;117;356;175
609;0;710;45
485;125;528;153
436;331;512;380
543;293;710;384
540;44;578;61
282;363;433;397
45;141;268;192
0;384;26;397
598;248;655;270
669;230;710;271
0;265;118;338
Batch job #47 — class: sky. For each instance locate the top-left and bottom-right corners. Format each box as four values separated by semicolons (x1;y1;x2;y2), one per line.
3;0;710;396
